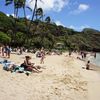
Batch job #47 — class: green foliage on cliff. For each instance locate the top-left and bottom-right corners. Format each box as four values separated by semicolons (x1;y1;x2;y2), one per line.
0;11;100;51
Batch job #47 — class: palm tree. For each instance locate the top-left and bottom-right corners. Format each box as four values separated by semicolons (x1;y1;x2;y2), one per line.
5;0;16;17
45;16;51;23
36;8;44;21
20;0;28;29
5;0;27;18
28;0;43;31
28;0;37;31
5;0;27;44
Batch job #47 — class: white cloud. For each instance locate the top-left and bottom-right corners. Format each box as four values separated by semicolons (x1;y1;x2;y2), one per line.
6;14;10;17
78;4;89;11
6;13;15;18
70;3;89;14
26;0;69;12
11;13;15;17
68;25;90;31
68;25;75;29
55;20;65;26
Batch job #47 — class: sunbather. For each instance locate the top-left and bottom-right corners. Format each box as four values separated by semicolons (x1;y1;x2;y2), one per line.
21;56;42;73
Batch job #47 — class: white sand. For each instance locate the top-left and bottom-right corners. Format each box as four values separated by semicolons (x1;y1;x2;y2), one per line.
0;52;100;100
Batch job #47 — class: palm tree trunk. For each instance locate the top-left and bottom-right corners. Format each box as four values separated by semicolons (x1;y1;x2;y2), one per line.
42;15;43;21
35;0;38;20
28;0;37;31
12;5;17;44
16;7;18;18
23;0;28;27
23;6;28;27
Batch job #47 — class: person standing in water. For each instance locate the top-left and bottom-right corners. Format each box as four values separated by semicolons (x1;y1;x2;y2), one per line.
94;52;96;58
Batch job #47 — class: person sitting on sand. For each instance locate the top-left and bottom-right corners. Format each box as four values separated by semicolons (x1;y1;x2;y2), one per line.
77;56;81;60
21;56;42;73
69;50;72;57
86;60;90;70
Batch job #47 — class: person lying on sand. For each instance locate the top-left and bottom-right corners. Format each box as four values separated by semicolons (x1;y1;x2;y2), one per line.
21;56;42;73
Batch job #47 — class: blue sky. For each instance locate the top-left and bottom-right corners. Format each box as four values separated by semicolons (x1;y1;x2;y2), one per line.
0;0;100;31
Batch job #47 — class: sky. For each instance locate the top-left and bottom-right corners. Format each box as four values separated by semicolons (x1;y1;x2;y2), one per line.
0;0;100;31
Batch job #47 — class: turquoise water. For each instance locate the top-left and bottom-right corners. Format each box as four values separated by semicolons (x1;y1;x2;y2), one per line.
91;53;100;66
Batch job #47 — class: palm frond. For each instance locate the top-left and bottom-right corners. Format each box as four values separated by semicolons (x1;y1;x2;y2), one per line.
30;0;44;3
26;6;32;12
5;0;13;5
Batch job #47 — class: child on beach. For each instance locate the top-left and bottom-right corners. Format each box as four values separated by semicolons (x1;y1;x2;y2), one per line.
86;60;90;70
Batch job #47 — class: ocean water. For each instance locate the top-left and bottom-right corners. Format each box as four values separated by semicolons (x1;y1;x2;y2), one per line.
91;53;100;66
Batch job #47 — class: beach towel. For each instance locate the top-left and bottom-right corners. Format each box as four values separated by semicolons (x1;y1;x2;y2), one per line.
3;63;11;71
11;65;24;73
16;67;24;73
1;60;15;71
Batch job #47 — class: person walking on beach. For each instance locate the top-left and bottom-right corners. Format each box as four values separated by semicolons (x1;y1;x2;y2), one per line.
7;46;11;58
0;45;2;56
40;47;45;64
94;52;96;58
19;47;23;55
5;45;11;58
1;45;5;57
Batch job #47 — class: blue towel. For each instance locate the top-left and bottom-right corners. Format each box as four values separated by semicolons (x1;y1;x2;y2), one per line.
12;65;24;73
0;59;11;64
3;63;11;71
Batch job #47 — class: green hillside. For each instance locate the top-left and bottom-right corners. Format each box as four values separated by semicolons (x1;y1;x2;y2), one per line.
0;11;100;51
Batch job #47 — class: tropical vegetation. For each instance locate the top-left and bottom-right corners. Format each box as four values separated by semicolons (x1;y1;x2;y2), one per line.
0;0;100;51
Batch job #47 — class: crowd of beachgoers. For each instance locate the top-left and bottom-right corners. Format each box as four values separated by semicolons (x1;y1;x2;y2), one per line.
0;45;46;75
0;44;97;76
0;44;64;75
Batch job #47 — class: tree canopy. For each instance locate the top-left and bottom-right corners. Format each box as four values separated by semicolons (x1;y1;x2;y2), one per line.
0;11;100;51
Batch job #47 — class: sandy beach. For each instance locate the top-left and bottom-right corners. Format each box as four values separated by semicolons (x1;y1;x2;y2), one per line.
0;52;100;100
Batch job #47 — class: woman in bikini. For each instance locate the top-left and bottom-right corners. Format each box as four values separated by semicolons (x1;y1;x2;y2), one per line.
21;56;42;72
